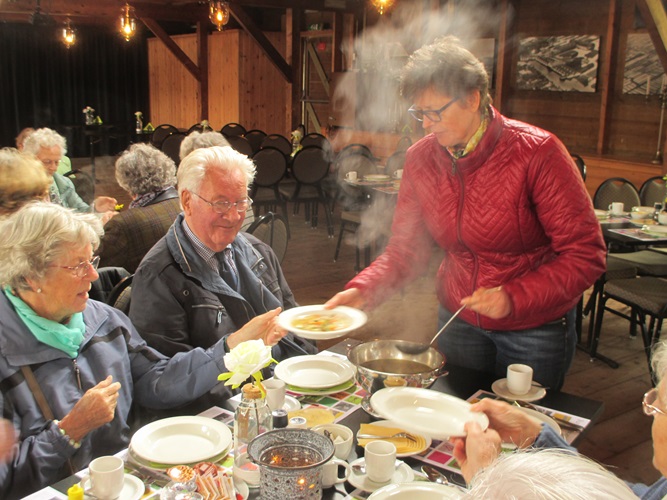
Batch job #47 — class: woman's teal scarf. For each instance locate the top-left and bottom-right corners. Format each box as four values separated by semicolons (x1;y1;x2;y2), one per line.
3;287;85;358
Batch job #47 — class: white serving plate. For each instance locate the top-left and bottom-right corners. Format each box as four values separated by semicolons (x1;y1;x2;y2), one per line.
278;305;367;340
370;388;489;439
275;355;356;389
368;481;464;499
130;416;232;465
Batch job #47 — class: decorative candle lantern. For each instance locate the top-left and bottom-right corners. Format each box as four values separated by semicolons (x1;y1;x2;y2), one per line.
247;428;334;499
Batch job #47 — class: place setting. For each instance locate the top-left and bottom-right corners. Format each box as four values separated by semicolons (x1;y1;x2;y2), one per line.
491;363;547;403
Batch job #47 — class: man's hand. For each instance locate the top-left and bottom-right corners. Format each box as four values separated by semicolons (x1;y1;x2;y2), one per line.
93;196;118;213
227;308;285;349
469;399;542;448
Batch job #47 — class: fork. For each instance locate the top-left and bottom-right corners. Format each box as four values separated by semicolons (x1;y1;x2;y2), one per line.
357;432;417;443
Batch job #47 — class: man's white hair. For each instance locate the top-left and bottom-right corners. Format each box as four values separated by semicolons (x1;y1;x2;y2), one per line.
22;128;67;157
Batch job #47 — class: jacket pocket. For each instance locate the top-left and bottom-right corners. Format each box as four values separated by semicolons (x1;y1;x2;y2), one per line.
192;304;226;326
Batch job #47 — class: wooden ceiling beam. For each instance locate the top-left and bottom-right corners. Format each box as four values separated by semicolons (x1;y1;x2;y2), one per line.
140;16;202;81
228;3;293;83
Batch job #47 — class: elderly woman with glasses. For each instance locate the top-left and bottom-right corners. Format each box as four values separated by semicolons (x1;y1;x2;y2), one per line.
451;344;667;498
0;202;286;498
326;36;606;390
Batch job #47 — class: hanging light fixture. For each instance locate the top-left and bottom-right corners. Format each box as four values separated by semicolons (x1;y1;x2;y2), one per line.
120;3;137;42
209;0;230;31
62;20;76;48
370;0;395;15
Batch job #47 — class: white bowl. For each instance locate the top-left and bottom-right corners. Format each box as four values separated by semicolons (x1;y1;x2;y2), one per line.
631;207;654;219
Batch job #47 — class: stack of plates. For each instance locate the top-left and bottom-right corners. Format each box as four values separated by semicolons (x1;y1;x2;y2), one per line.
594;209;608;221
129;416;233;469
641;225;667;237
275;355;357;395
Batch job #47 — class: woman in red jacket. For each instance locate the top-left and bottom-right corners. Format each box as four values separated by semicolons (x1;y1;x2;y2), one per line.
326;36;606;390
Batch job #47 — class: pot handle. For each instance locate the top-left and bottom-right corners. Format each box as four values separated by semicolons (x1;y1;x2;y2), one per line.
435;367;449;379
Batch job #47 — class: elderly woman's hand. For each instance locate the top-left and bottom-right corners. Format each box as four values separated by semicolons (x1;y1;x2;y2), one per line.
450;421;501;483
460;286;511;319
58;375;121;442
469;399;542;448
324;288;366;310
227;308;285;350
93;196;118;213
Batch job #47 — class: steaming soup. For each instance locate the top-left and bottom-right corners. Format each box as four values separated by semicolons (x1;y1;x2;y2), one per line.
291;312;352;332
361;359;433;374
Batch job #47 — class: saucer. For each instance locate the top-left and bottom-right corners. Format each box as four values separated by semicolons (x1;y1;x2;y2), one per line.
282;395;301;412
81;474;144;500
347;458;414;493
491;378;546;402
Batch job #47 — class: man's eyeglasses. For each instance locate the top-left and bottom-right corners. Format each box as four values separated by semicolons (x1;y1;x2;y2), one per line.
192;192;253;215
408;98;459;123
643;388;667;416
53;256;100;278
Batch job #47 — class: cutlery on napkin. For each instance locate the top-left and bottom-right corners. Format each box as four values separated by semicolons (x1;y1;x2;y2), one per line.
357;423;425;454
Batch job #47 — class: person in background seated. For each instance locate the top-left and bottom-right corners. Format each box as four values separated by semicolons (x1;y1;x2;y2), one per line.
22;128;117;221
452;340;667;499
14;128;34;152
0;202;286;498
462;448;637;499
96;144;181;273
179;131;254;230
325;36;606;390
0;148;50;217
129;146;315;394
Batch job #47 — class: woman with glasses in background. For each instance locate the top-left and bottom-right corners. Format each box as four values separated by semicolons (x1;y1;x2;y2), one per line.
452;341;667;498
0;202;287;498
326;36;606;390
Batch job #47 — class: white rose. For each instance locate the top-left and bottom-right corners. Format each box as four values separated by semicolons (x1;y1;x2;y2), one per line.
220;339;273;387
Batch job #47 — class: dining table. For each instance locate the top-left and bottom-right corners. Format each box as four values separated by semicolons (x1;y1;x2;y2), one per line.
34;338;604;500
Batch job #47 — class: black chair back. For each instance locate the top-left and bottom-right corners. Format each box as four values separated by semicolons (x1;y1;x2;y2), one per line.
571;153;587;181
151;124;179;149
221;123;247;137
640;176;666;207
186;123;214;135
292;146;330;185
260;134;291;157
246;212;289;263
64;169;94;205
301;133;330;150
384;151;406;179
593;178;640;211
252;147;288;187
161;132;186;166
396;136;412;152
225;135;253;157
244;129;267;154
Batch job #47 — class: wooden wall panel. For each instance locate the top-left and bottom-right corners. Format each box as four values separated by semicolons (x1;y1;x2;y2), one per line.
208;30;241;130
148;34;199;128
238;31;290;135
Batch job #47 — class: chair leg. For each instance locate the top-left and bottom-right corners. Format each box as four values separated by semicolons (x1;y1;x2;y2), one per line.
334;221;347;262
587;293;620;368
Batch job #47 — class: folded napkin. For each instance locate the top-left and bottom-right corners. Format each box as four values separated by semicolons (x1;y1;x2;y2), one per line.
357;423;426;455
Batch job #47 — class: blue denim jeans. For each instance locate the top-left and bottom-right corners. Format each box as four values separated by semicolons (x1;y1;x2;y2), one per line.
436;306;577;391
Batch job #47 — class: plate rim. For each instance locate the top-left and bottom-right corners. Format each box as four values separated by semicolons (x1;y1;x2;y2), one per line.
368;481;464;499
130;415;232;465
275;354;356;389
286;378;356;396
277;305;367;339
370;387;489;439
81;474;144;500
347;458;414;492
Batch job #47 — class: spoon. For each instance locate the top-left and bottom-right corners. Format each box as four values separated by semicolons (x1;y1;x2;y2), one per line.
421;465;449;485
397;305;466;355
352;459;402;475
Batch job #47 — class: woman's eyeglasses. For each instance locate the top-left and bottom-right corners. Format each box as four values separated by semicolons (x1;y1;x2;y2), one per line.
643;388;667;416
192;192;253;215
408;98;459;123
53;256;101;278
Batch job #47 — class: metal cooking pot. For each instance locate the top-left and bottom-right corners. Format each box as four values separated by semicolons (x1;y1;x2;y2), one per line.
347;340;446;416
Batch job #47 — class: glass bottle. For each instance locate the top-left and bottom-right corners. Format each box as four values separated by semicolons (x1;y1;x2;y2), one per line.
135;115;143;135
233;383;272;488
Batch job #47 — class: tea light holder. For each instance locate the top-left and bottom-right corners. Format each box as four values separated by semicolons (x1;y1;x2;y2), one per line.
247;428;334;500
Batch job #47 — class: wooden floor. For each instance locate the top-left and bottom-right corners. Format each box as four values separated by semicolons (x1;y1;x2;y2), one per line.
86;155;659;487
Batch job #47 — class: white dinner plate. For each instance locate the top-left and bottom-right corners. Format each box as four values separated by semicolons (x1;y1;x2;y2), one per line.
370;388;489;440
364;174;392;182
278;305;367;340
348;458;414;493
275;355;356;389
130;416;232;465
82;474;144;500
286;378;356;396
282;395;301;411
518;407;561;435
127;443;232;469
491;378;547;402
642;225;667;236
358;420;432;458
369;481;464;499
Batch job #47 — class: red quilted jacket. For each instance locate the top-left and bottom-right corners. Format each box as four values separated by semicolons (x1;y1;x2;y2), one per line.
347;107;606;331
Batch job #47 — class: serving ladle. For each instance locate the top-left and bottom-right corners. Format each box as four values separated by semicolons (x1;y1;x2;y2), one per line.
397;305;466;355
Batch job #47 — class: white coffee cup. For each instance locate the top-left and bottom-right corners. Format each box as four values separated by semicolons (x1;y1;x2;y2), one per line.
263;378;286;411
312;423;353;460
321;458;351;488
345;171;358;182
659;212;667;225
81;456;124;499
506;363;534;395
364;440;396;483
393;169;403;180
608;202;624;215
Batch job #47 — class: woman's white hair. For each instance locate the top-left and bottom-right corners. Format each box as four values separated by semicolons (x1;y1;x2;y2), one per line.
464;448;638;500
177;146;255;197
652;341;667;383
22;128;67;157
179;131;230;161
115;143;176;196
0;202;102;291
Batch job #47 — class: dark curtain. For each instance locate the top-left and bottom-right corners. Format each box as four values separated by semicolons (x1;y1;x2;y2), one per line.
0;23;149;157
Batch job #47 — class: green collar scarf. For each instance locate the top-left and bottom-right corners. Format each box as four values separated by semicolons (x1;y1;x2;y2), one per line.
3;287;85;358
